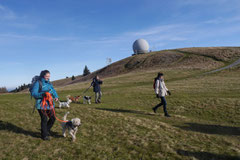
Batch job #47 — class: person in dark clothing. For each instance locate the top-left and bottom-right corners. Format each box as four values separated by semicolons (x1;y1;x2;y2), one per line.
91;75;103;104
32;70;59;140
152;72;171;117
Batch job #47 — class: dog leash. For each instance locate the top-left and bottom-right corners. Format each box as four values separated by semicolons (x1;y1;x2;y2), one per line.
83;85;92;94
41;92;68;123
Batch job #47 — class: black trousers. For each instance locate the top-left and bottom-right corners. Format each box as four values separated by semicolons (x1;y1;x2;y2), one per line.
154;97;168;114
38;109;56;138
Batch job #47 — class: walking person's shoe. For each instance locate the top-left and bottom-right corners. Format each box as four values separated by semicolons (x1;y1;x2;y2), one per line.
164;113;171;117
97;100;101;103
42;136;50;141
152;107;157;113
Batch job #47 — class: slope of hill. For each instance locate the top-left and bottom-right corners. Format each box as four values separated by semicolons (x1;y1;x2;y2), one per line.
1;60;240;159
52;47;240;88
1;46;240;159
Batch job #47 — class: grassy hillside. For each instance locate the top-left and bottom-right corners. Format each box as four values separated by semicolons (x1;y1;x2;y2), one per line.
51;47;240;88
1;64;240;159
1;47;240;159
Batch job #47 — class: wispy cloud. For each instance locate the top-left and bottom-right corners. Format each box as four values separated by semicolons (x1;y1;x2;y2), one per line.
0;4;16;20
178;0;236;6
0;33;77;41
87;24;187;43
0;4;36;30
126;24;180;36
204;16;240;24
73;18;240;51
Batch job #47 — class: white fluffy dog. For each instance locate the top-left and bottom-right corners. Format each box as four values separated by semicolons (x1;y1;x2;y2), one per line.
83;96;91;104
61;112;81;142
58;99;72;109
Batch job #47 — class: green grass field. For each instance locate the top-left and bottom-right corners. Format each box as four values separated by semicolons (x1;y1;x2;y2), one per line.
0;67;240;160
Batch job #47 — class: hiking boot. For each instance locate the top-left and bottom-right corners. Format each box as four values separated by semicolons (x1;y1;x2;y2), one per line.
97;100;101;103
42;136;50;141
152;107;157;113
164;114;171;117
47;131;54;137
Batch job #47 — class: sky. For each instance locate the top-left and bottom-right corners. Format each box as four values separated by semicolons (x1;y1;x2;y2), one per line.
0;0;240;90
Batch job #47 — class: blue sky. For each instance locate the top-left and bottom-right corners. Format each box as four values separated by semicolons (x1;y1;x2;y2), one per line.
0;0;240;90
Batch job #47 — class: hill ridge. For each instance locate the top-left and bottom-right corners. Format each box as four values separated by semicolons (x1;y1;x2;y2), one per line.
51;47;240;88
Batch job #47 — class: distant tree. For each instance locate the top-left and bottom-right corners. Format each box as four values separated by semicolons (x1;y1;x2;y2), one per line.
66;76;69;79
72;75;76;81
0;87;8;93
20;85;24;91
83;65;91;76
10;83;31;93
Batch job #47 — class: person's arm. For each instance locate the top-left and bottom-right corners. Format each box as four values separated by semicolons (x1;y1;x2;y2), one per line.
50;83;59;99
32;81;43;99
91;79;96;86
163;81;168;91
155;79;159;94
163;81;171;95
99;80;103;85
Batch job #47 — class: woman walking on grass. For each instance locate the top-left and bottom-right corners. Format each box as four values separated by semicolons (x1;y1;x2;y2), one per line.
152;72;171;117
32;70;59;140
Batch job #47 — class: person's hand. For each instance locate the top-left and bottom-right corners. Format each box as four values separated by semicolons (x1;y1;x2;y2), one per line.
167;91;171;95
55;98;59;101
42;92;47;97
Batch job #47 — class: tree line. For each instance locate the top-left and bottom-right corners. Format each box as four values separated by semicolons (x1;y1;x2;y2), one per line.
10;65;91;93
12;84;30;93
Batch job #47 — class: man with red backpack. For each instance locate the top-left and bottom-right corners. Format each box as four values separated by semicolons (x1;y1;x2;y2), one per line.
152;72;171;117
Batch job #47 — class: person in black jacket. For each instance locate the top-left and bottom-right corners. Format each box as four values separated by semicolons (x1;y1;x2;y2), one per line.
91;75;103;104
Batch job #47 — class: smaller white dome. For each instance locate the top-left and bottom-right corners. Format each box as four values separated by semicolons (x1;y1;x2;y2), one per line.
133;39;149;54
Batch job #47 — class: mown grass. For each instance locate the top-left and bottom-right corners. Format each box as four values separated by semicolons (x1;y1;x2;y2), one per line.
0;68;240;160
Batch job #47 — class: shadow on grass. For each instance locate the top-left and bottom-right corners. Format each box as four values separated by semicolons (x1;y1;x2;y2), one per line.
0;120;40;138
95;108;155;116
0;120;62;138
177;149;240;160
175;123;240;136
48;131;62;138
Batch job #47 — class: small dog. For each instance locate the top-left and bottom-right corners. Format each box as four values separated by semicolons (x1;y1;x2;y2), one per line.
69;96;81;103
83;96;91;104
61;112;81;142
58;99;72;109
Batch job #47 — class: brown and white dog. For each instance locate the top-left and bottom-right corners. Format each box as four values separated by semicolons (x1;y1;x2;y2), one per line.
73;96;81;103
67;95;81;103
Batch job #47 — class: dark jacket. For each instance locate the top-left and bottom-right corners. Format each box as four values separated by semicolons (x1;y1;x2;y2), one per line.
91;78;103;92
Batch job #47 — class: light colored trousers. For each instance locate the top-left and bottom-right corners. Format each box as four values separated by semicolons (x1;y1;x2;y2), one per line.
95;91;102;103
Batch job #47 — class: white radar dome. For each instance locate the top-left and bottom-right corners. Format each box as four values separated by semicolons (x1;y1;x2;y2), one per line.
132;39;149;54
